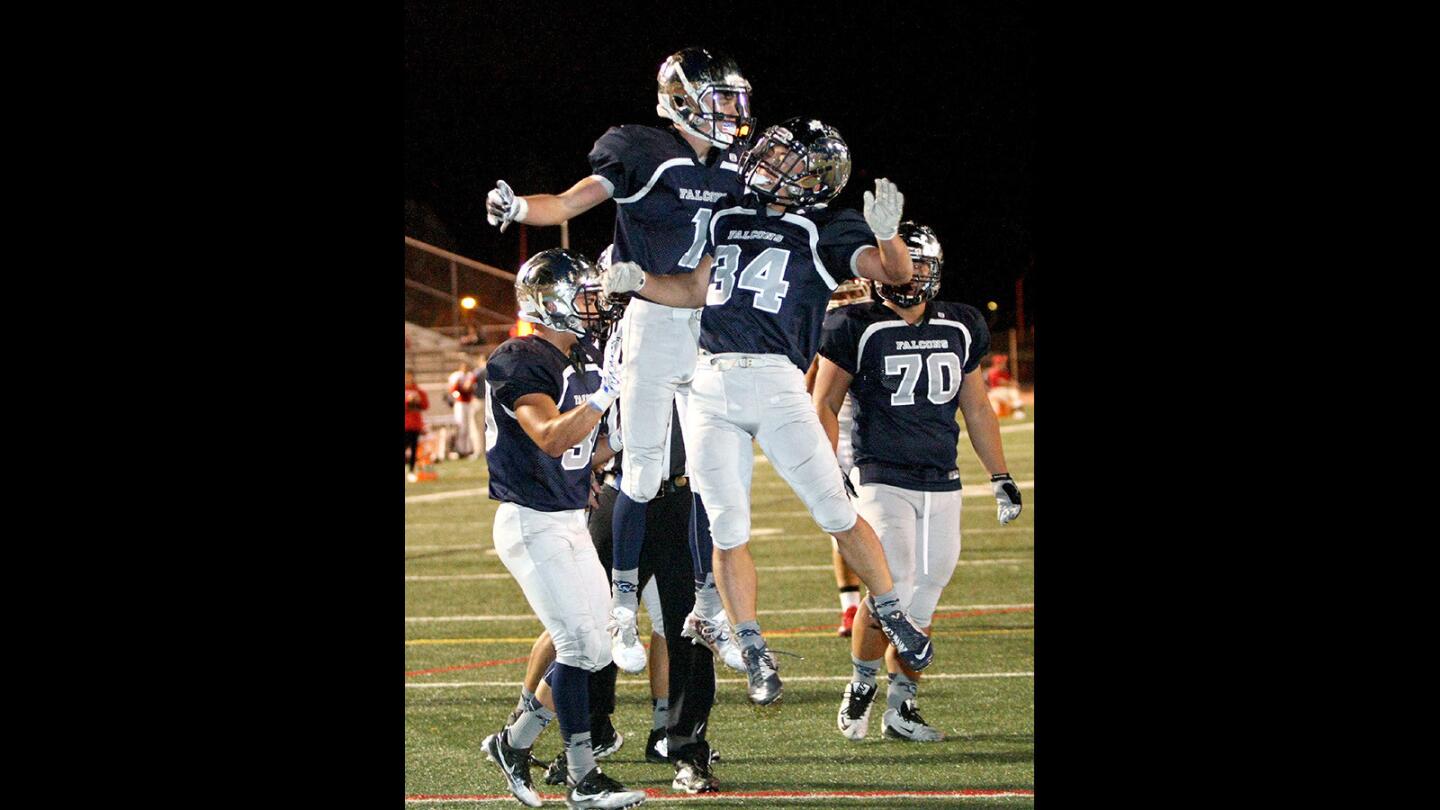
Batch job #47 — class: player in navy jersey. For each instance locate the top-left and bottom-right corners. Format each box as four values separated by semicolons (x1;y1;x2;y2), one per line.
484;48;751;677
599;118;935;707
813;222;1023;743
476;248;647;809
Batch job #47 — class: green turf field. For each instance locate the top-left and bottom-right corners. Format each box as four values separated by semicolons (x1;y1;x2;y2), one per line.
406;416;1033;807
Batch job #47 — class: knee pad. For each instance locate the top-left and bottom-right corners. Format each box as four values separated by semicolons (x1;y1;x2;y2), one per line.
708;511;750;551
553;625;613;672
812;492;858;535
618;461;662;503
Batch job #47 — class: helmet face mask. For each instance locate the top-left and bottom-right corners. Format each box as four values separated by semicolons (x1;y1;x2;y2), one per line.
874;222;943;308
515;248;609;338
588;245;631;344
740;119;851;210
656;48;754;148
828;277;872;310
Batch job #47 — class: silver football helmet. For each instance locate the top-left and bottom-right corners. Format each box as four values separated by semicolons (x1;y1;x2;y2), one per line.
656;47;755;148
740;118;851;209
873;221;943;307
514;248;606;337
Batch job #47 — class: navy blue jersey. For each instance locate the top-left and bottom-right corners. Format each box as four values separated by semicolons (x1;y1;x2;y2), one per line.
817;301;991;491
484;335;603;511
588;125;745;279
699;203;875;369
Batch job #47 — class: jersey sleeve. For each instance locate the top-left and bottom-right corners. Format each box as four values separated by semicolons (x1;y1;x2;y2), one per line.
954;304;992;373
486;344;559;412
817;307;862;375
816;209;876;284
587;126;641;200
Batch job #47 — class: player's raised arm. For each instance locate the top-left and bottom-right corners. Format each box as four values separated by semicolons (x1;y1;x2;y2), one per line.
485;175;614;232
854;178;914;285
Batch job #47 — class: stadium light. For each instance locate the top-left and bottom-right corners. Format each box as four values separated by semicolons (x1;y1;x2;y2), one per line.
460;296;477;310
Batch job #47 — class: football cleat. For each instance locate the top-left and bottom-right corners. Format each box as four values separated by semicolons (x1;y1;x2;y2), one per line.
482;731;543;808
645;728;668;764
544;751;568;786
670;741;719;794
869;597;934;671
836;681;877;740
837;604;858;637
681;609;746;672
741;645;783;706
591;721;624;760
883;700;945;742
608;606;648;674
567;766;647;809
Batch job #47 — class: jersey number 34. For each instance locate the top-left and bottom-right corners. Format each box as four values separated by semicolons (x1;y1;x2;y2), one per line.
707;245;792;313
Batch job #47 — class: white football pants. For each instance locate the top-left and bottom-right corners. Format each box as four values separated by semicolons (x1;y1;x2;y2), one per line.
617;297;702;503
852;473;963;629
687;352;857;551
492;503;613;671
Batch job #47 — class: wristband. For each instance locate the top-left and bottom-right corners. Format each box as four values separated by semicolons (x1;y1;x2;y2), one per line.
587;388;617;413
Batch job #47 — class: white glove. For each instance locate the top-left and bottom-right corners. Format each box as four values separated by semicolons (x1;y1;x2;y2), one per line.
863;178;904;240
601;260;646;298
588;322;624;413
485;179;529;233
991;473;1022;525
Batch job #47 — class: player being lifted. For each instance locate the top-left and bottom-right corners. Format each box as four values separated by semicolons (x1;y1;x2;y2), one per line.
485;47;751;676
813;223;1023;742
600;118;935;705
477;248;646;809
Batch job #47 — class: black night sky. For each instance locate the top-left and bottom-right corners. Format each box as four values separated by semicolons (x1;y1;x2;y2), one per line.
405;1;1034;331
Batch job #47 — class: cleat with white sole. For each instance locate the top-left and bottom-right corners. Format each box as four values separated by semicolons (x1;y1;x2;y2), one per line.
482;731;543;808
608;606;648;674
836;681;877;740
681;610;745;672
882;700;945;741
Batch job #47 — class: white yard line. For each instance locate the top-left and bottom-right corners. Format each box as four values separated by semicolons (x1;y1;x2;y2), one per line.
407;671;1034;689
408;479;1032;505
406;557;1031;582
405;603;1034;623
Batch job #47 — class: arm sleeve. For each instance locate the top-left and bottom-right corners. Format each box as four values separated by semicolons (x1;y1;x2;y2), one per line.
587;127;639;200
816;209;876;283
486;345;559;412
417;389;429;410
817;308;860;375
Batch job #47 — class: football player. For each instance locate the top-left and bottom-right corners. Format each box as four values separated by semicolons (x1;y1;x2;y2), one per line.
804;279;872;636
484;48;753;676
476;248;645;809
599;118;935;706
814;222;1022;743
